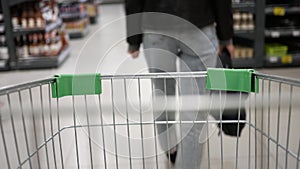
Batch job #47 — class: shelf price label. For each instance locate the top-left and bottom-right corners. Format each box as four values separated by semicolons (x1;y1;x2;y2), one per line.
281;55;292;64
273;7;286;16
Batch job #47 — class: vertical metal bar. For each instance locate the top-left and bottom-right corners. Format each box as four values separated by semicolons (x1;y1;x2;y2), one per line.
72;96;80;169
285;85;293;169
18;90;33;168
111;79;119;169
164;78;171;169
7;94;22;168
248;93;252;169
261;79;265;169
98;95;107;169
235;92;242;169
206;92;211;169
296;140;300;169
29;88;42;169
48;84;57;169
84;95;94;169
254;92;257;169
275;83;282;169
56;88;64;169
267;80;271;169
219;91;223;169
151;78;159;169
138;78;146;169
0;110;11;169
177;77;184;169
40;85;50;169
123;79;133;169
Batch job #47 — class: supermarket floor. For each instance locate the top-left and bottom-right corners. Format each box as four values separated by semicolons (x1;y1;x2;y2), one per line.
0;4;300;87
0;4;300;169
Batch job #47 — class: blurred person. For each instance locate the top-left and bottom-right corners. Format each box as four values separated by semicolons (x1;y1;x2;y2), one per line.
125;0;234;168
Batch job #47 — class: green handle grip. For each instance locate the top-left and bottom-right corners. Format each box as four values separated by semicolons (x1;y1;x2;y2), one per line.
51;74;102;98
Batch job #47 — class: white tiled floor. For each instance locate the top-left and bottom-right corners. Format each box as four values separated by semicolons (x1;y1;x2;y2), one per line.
0;4;300;169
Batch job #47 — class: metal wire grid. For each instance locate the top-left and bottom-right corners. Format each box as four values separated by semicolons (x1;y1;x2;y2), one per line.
0;72;299;169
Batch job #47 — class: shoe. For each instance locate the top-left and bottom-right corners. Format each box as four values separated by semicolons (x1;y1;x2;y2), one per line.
166;151;177;164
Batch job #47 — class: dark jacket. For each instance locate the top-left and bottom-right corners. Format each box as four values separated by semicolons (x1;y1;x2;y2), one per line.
125;0;233;50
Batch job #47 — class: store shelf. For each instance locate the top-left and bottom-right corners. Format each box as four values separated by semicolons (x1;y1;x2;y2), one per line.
57;0;88;4
265;28;300;38
234;30;255;40
17;45;71;69
232;58;256;68
13;19;63;36
266;6;300;16
232;2;255;12
265;53;300;67
67;26;89;38
60;12;88;20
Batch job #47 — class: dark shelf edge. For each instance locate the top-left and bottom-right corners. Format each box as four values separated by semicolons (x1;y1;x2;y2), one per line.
232;58;256;68
67;26;89;39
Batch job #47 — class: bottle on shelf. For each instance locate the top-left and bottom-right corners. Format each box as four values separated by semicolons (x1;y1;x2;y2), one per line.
22;35;29;58
35;3;46;28
31;34;40;56
44;32;51;56
50;31;59;56
21;6;28;28
27;3;36;28
38;33;45;55
12;11;20;28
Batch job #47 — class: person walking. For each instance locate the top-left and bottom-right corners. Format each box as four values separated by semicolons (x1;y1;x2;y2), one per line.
125;0;234;168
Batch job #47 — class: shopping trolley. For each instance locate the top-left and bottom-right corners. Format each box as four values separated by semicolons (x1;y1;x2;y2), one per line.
0;69;299;169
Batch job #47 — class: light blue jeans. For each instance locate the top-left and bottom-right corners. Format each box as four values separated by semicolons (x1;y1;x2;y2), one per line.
143;25;219;169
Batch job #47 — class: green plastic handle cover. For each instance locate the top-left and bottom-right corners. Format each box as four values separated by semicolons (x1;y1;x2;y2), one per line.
51;74;102;98
206;68;259;93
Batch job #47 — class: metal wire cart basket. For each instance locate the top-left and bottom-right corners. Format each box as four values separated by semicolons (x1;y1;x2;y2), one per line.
0;69;299;169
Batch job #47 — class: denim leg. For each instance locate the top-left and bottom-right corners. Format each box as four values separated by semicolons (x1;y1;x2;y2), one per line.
143;33;178;153
175;25;219;169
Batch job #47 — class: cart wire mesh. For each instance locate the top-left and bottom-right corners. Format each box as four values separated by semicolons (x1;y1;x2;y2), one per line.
0;71;300;169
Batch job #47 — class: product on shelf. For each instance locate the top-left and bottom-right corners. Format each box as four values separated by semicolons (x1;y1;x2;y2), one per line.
11;0;59;30
265;43;288;57
65;17;89;31
233;11;255;31
16;30;68;58
234;46;254;59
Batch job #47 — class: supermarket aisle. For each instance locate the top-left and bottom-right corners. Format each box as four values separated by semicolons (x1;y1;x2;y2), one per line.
0;4;149;87
0;4;300;169
1;4;300;88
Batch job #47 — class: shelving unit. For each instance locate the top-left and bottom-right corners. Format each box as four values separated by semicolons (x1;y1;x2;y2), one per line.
58;0;91;38
0;2;9;70
231;0;265;68
264;0;300;67
0;0;71;70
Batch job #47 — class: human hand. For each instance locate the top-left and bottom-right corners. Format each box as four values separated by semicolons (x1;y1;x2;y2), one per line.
219;44;234;58
128;50;140;59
